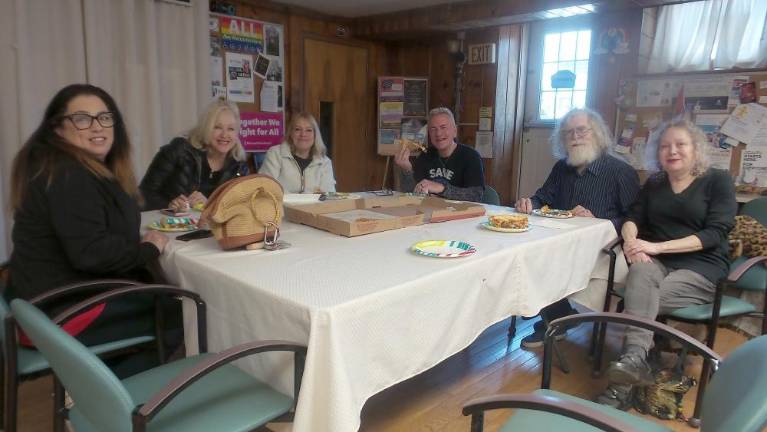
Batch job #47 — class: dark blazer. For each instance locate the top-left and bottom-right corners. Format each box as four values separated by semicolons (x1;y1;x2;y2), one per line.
7;158;160;301
139;137;249;210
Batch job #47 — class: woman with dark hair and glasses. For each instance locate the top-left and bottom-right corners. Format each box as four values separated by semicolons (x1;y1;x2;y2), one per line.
6;84;174;374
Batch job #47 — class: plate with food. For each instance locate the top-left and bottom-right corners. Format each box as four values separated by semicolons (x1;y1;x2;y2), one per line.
532;205;574;219
411;240;476;258
481;214;531;233
147;216;198;232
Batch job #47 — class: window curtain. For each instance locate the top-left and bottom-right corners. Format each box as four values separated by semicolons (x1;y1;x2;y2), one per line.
0;0;210;261
648;0;767;73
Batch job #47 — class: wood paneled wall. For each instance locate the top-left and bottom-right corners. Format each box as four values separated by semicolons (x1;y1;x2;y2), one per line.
222;1;646;203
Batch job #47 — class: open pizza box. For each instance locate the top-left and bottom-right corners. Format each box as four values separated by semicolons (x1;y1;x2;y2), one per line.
284;195;485;237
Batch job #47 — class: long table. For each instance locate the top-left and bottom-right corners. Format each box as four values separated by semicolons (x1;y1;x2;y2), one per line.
144;206;625;431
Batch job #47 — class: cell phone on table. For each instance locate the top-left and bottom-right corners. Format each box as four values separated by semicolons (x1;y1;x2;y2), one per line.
175;229;213;242
161;208;191;217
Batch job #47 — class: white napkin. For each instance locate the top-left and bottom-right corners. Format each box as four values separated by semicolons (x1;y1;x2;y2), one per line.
283;194;321;205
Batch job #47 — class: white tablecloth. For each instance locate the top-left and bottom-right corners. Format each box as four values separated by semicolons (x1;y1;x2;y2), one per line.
143;207;625;432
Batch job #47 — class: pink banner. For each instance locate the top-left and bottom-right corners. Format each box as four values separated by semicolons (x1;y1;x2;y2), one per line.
240;112;284;152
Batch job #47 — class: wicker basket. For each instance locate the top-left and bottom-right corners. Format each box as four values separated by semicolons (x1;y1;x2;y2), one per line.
201;174;284;250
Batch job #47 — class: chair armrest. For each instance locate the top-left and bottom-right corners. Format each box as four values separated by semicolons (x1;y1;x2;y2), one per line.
548;312;721;362
462;393;638;432
49;284;208;353
29;279;141;308
601;238;623;257
50;284;203;324
134;340;307;425
728;256;767;283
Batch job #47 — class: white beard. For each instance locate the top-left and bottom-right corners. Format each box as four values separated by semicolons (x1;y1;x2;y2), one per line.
567;143;600;167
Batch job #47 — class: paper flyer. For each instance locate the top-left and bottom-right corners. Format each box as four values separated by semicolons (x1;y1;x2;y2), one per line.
636;80;676;107
475;131;493;158
380;102;404;128
720;103;767;145
210;56;224;87
740;150;767;186
260;81;280;112
226;52;254;103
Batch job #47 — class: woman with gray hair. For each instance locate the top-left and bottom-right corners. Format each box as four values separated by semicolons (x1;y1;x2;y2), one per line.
140;97;249;210
259;112;336;193
597;118;736;409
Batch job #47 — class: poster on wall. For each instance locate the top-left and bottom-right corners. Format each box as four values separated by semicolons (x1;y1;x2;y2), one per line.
211;13;285;151
403;79;427;116
220;17;264;54
377;76;429;156
226;52;254;103
240;112;284;152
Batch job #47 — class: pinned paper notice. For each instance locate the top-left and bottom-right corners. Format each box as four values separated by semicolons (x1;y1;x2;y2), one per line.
476;131;493;158
479;117;492;131
260;81;280;112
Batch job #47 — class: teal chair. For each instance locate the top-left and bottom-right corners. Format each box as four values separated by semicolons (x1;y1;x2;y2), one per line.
10;292;307;432
741;197;767;226
0;276;169;432
481;186;501;206
464;312;767;432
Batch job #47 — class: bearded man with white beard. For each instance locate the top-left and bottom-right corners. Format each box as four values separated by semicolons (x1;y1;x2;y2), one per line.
514;107;640;349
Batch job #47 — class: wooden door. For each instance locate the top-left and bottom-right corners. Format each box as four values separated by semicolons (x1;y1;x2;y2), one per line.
303;37;369;192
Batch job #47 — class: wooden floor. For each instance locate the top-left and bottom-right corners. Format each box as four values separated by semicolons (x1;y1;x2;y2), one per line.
16;316;749;432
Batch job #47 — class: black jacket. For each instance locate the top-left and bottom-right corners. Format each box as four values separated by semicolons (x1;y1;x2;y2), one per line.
139;137;249;210
7;157;160;301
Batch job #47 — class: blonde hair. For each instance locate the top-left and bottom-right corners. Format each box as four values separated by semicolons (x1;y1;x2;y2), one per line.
645;118;710;176
286;112;327;158
550;108;613;160
188;98;246;161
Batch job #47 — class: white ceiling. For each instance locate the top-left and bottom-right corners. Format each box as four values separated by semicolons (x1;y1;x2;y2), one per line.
272;0;468;18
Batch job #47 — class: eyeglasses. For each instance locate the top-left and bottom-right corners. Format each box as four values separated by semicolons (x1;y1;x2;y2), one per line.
563;126;592;138
61;112;115;130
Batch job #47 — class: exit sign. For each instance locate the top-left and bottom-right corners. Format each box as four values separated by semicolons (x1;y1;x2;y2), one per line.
468;43;496;65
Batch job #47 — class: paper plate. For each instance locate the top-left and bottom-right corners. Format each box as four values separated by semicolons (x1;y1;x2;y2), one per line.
479;221;531;233
411;240;476;258
531;209;574;219
147;217;198;232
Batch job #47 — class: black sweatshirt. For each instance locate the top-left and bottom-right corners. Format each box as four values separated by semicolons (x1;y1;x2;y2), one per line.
626;168;736;283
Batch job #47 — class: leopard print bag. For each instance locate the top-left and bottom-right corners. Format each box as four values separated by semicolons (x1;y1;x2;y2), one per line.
729;215;767;259
633;369;696;421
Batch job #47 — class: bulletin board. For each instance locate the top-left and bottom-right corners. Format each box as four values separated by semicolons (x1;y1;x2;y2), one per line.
209;13;285;152
377;76;429;156
613;71;767;186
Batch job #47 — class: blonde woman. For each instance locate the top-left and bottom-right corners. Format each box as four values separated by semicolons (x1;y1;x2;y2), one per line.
259;112;336;193
140;98;249;210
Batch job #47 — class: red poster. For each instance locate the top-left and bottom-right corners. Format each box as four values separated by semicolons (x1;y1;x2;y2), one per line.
240;112;283;152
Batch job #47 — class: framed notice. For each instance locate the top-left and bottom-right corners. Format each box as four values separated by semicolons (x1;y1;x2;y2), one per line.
377;76;429;156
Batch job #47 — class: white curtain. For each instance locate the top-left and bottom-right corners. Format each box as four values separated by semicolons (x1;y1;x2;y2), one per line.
0;0;87;262
648;0;767;73
0;0;210;261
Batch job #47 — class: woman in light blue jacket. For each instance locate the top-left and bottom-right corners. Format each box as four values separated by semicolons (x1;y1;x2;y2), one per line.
259;112;336;193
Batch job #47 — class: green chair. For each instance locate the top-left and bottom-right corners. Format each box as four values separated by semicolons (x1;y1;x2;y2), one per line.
464;312;767;432
481;186;501;206
10;289;307;432
592;240;767;425
0;274;167;432
741;197;767;226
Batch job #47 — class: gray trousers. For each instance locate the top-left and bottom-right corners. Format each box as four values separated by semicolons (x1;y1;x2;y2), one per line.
623;259;716;355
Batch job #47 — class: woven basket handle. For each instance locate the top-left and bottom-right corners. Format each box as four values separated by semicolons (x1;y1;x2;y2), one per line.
249;187;281;226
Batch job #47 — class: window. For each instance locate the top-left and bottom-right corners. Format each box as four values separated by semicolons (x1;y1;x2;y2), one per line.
538;30;592;121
